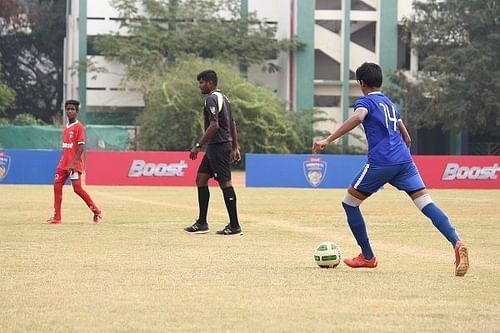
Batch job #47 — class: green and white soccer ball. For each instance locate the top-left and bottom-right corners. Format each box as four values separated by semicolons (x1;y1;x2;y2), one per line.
314;241;342;268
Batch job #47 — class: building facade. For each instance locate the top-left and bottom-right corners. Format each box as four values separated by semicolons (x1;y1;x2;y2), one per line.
65;0;416;147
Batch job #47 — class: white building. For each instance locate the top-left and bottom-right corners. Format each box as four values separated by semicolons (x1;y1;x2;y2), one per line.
65;0;416;147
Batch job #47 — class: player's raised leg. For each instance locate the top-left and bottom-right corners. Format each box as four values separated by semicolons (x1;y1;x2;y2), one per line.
391;162;468;276
71;176;102;224
411;189;468;276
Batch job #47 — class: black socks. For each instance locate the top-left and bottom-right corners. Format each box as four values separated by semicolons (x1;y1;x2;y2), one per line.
222;186;239;228
197;186;210;224
198;185;240;229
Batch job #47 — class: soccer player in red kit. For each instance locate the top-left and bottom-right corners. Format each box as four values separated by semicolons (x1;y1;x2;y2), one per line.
44;100;102;224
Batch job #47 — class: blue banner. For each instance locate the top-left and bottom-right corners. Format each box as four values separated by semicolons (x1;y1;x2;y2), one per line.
0;149;60;184
245;154;367;188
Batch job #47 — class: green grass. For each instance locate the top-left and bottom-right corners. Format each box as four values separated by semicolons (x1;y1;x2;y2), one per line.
0;183;499;332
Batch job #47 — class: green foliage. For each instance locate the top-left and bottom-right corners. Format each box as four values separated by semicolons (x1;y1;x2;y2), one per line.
95;0;298;81
0;0;65;122
12;113;45;125
401;0;500;136
0;62;15;115
137;58;303;153
94;0;363;154
288;108;366;154
287;108;331;154
384;71;435;132
0;78;15;115
94;0;312;154
322;140;366;155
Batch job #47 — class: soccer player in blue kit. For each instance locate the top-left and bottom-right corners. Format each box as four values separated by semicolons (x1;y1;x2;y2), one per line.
312;62;469;276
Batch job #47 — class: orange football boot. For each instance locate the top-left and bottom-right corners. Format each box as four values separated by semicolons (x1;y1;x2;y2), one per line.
454;241;469;277
343;253;378;268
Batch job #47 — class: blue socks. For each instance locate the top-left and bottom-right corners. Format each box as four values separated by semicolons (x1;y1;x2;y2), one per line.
421;203;459;246
342;200;459;258
342;202;374;260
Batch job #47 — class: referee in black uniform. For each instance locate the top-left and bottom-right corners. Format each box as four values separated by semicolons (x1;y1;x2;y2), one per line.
184;70;242;235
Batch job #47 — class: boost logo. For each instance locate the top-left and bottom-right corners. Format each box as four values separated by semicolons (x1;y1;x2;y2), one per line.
442;163;499;181
128;159;188;177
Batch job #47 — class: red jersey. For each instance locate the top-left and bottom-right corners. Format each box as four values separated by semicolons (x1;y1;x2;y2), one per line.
57;120;85;172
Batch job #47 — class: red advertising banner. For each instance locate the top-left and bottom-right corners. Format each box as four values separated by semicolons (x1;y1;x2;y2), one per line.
84;151;499;189
413;155;500;189
86;151;206;186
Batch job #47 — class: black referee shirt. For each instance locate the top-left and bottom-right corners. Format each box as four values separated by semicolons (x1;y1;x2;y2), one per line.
203;89;233;145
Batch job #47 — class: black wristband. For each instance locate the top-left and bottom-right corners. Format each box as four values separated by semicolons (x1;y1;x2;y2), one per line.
195;142;202;148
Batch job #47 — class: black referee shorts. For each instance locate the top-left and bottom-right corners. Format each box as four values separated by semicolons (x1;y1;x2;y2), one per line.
198;142;232;182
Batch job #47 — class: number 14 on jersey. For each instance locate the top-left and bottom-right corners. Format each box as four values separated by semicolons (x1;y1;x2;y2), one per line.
379;102;398;131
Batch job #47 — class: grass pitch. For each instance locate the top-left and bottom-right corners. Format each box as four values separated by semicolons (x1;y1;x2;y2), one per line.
0;180;499;332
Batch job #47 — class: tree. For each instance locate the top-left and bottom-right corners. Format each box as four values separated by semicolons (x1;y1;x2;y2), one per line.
95;0;297;83
0;82;15;117
0;0;66;123
399;0;500;136
383;71;434;150
137;57;365;154
95;0;316;153
137;57;304;154
0;66;16;116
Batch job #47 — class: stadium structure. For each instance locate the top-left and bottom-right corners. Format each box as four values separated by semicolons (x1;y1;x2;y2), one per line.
64;0;443;152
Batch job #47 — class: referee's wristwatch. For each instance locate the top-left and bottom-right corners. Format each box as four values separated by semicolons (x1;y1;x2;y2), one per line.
195;142;202;149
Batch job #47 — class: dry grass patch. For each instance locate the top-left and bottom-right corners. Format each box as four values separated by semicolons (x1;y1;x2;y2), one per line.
0;185;498;332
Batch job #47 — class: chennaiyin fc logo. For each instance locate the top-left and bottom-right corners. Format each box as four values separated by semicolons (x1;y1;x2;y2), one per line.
0;151;11;182
303;157;327;187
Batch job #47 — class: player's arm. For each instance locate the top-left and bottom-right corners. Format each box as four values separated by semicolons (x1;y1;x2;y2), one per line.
69;143;85;172
190;96;219;160
312;108;367;153
198;95;220;146
69;125;85;173
398;119;412;148
199;119;219;146
189;119;218;160
229;118;241;162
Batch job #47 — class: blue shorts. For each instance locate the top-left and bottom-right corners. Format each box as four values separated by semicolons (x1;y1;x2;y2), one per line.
351;162;425;194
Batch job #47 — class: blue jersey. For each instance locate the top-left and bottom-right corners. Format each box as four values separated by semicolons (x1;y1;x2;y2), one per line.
354;92;412;166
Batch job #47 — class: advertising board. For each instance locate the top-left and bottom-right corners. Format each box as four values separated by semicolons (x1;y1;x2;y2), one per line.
246;154;500;189
86;151;204;186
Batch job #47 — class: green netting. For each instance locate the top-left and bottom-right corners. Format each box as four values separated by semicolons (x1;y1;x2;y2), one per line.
86;111;137;125
0;125;132;150
85;125;131;150
0;125;61;149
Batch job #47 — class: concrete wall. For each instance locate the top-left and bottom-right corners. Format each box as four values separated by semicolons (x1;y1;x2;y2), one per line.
247;0;291;102
66;0;417;147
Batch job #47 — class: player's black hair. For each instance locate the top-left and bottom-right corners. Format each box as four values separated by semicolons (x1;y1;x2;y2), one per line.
355;62;383;88
65;99;80;110
197;70;218;86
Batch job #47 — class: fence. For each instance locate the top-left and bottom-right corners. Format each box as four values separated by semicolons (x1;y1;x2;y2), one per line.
0;125;136;150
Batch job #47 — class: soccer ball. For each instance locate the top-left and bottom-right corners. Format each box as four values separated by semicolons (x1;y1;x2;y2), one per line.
314;241;342;268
